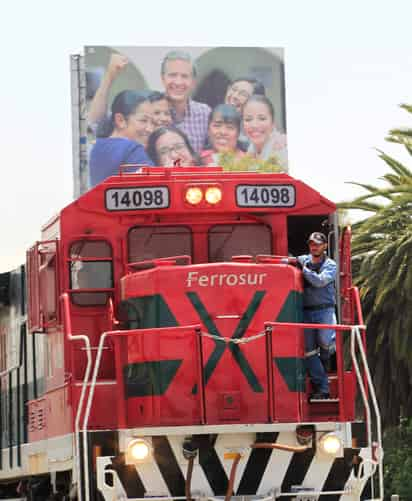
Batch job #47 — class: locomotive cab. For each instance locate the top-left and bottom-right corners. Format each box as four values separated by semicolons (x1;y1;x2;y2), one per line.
23;168;352;427
0;168;380;501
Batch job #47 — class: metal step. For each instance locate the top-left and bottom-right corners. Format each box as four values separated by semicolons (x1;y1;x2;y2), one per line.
309;397;339;403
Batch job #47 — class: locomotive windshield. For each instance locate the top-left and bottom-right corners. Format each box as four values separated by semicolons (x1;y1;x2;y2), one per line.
128;226;192;262
208;223;272;262
127;222;272;264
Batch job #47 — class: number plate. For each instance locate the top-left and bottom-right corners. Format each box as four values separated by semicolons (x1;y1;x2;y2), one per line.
236;184;295;208
105;187;170;211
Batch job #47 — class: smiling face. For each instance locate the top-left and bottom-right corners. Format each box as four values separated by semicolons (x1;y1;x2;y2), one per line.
152;98;172;129
225;80;254;113
208;112;239;153
114;101;154;147
242;100;274;152
161;59;195;104
308;241;327;258
155;130;194;166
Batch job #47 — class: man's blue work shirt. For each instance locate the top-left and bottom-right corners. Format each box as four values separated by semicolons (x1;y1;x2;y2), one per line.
297;255;337;308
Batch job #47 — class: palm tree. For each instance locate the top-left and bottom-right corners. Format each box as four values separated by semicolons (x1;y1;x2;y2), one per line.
340;104;412;426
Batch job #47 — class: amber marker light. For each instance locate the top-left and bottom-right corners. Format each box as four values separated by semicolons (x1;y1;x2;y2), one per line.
127;438;151;462
185;187;203;205
205;186;222;205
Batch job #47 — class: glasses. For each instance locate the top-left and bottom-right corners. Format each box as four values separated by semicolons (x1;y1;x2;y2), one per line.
229;84;251;100
158;142;187;157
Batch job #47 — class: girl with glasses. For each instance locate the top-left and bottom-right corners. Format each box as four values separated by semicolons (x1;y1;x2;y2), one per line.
147;127;201;167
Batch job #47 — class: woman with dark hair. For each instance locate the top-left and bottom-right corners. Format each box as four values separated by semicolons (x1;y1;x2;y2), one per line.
242;95;288;171
148;91;173;129
89;90;154;187
147;127;201;166
225;77;265;113
201;104;245;165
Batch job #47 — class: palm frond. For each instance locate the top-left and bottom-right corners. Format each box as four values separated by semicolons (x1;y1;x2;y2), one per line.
338;201;381;212
340;103;412;426
400;103;412;114
377;151;412;180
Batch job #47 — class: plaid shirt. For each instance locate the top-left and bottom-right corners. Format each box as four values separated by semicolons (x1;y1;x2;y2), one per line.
171;99;211;153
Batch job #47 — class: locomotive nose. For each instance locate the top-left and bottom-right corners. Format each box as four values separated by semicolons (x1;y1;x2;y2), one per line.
119;257;304;426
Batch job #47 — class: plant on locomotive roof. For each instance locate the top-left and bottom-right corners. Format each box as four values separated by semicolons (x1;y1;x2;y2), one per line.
339;103;412;428
216;151;284;173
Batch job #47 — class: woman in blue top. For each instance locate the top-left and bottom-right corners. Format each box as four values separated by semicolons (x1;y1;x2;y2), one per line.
89;90;154;187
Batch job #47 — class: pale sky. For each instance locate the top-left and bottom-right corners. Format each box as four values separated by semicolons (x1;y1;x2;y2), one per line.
1;0;411;271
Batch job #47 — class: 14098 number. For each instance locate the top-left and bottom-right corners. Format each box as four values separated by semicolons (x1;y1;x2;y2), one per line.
105;187;169;211
236;184;295;207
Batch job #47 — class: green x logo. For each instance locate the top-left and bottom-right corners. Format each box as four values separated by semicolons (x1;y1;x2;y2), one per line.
187;291;266;393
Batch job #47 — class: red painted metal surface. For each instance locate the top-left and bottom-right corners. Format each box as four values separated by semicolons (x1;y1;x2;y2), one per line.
28;385;72;441
27;398;48;442
268;323;305;422
124;326;203;426
121;262;304;425
267;320;366;422
23;169;370;447
71;383;118;430
27;244;41;333
340;226;353;324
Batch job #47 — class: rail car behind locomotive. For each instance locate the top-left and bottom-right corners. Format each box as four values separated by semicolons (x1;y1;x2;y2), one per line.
0;167;383;500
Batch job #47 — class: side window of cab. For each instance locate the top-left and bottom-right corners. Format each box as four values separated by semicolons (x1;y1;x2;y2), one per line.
68;240;113;306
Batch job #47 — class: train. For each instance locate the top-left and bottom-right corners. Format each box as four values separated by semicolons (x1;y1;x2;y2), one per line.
0;166;383;500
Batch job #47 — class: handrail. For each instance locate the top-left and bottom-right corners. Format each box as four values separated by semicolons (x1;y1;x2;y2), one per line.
351;326;383;499
0;365;21;379
266;320;362;423
107;297;119;327
267;315;383;499
351;286;364;325
351;286;369;401
351;286;383;497
60;293;92;501
266;321;366;331
127;255;192;271
82;324;201;501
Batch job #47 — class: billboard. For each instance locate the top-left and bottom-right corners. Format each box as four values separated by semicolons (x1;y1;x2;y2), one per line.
72;46;287;195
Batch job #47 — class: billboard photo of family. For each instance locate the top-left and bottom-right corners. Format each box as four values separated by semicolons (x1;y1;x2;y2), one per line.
82;46;288;193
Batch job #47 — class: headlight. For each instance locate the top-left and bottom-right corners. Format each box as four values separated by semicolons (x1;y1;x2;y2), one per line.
185;187;203;205
127;438;151;462
205;187;222;205
318;433;342;455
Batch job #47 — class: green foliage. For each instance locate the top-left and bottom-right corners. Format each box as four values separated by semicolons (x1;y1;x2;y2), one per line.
339;104;412;426
383;419;412;499
217;151;284;173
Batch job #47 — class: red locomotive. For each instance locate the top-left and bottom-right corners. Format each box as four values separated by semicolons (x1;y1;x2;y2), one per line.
0;167;382;500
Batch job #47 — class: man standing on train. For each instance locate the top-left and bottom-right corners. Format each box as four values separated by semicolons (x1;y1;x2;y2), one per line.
298;232;337;400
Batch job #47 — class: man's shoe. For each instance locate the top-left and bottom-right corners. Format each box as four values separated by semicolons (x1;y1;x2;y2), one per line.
309;391;330;401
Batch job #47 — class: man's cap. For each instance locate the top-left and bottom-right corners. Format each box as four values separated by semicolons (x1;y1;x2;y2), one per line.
307;232;327;244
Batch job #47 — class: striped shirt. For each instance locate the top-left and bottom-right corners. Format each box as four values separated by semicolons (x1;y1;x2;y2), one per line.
171;99;211;153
